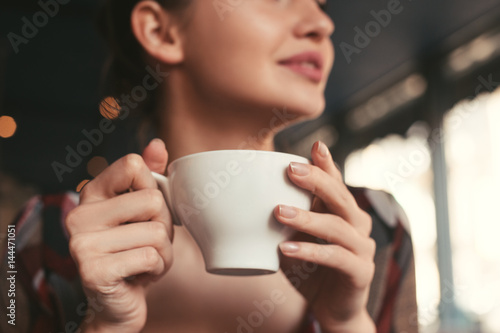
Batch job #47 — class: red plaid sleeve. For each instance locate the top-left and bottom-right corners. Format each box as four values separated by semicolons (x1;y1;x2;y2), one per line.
1;192;84;333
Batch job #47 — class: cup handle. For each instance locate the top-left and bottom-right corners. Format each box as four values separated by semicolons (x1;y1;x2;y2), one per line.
152;172;182;226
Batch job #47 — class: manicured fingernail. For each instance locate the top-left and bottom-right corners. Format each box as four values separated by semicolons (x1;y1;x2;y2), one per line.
279;205;297;219
280;242;300;253
317;141;329;158
290;162;309;176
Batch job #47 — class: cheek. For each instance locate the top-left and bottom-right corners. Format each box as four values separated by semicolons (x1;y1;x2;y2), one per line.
183;7;285;98
180;3;327;117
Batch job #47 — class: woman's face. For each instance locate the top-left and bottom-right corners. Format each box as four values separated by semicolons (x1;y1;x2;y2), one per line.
178;0;334;124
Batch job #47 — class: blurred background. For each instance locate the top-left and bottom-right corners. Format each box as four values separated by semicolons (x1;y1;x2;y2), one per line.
1;0;500;332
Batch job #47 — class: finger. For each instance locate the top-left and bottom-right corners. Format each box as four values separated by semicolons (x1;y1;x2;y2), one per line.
71;221;173;273
279;242;375;289
66;189;173;238
287;162;365;225
142;138;168;174
274;205;375;259
310;141;342;181
79;247;165;288
80;154;158;204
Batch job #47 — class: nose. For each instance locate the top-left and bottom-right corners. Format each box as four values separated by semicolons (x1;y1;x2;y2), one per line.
293;1;335;41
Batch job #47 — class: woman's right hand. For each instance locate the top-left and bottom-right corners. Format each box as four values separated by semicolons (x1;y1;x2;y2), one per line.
65;139;173;333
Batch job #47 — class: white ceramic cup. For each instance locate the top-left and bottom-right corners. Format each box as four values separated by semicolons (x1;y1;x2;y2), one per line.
152;150;312;276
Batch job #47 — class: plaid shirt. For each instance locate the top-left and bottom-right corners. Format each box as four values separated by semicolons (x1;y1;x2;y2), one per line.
1;187;418;333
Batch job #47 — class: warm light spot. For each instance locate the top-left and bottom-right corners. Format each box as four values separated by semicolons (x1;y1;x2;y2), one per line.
76;179;90;192
99;96;121;120
0;116;17;138
87;156;109;178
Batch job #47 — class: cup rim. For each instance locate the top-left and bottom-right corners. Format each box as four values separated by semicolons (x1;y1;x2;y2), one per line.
167;149;309;172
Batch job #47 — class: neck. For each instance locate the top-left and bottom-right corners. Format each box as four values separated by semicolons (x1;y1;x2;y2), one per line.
155;73;292;163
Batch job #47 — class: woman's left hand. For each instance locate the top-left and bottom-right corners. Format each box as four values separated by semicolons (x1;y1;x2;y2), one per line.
276;141;376;333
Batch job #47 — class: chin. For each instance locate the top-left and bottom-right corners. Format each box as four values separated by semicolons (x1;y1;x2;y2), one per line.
283;96;326;119
269;83;327;119
232;82;327;126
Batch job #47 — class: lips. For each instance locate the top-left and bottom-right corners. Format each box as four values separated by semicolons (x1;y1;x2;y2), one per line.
278;51;324;83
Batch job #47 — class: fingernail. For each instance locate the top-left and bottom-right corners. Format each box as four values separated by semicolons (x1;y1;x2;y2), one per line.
150;138;165;147
279;205;297;219
317;141;329;158
290;162;309;176
280;242;300;253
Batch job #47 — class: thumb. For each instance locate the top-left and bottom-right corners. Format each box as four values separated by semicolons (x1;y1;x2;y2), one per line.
142;138;168;174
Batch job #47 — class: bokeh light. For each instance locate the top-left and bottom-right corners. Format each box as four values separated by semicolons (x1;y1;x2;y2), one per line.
0;116;17;138
443;86;500;332
345;129;438;331
99;96;121;120
76;179;90;192
87;156;109;178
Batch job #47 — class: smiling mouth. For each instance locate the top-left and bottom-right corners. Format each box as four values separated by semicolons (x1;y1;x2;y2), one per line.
278;60;323;83
278;52;324;83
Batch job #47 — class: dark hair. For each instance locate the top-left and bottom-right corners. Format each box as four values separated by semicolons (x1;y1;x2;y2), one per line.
96;0;191;123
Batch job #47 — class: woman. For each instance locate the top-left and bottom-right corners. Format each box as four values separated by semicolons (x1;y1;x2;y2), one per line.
2;0;418;332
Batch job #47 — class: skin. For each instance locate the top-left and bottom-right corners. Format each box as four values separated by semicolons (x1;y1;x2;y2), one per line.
65;0;376;332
